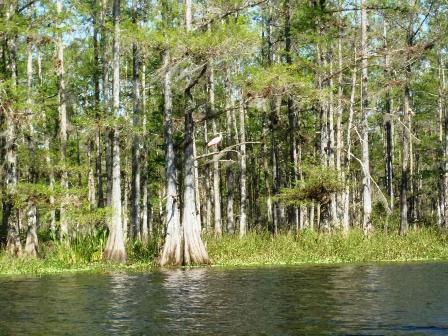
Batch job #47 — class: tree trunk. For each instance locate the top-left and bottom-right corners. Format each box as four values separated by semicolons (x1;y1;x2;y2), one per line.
284;0;299;231
225;70;235;234
3;98;21;255
400;24;415;235
328;56;337;228
271;97;281;234
360;0;372;234
131;3;142;241
440;53;448;229
204;120;213;232
183;88;210;265
87;140;96;207
383;19;394;210
93;0;104;208
141;171;149;242
343;56;357;233
209;67;222;237
336;24;344;223
159;50;182;266
1;2;21;254
56;0;69;239
25;19;39;257
180;1;209;265
141;65;150;242
401;83;411;234
103;0;126;262
24;202;38;257
193;131;202;231
239;100;248;237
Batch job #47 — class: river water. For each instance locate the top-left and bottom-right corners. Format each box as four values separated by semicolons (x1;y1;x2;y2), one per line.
1;262;447;335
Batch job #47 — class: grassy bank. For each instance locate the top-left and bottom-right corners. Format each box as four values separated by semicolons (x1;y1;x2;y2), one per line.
206;229;448;266
1;228;448;276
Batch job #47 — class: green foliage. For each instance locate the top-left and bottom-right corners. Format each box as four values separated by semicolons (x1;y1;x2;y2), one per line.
276;165;344;206
242;63;314;98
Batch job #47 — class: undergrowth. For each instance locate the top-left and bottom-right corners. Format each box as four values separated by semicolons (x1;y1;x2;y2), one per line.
205;228;448;266
1;228;448;276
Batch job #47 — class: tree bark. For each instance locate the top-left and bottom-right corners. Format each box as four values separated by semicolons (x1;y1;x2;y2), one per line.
360;0;372;234
209;66;222;237
343;55;357;233
183;88;210;265
103;0;127;262
284;0;299;231
56;0;69;239
131;1;142;240
383;19;394;210
440;54;448;228
225;71;235;234
1;2;21;255
239;100;248;237
400;21;415;235
25;17;38;257
159;50;182;266
93;0;104;208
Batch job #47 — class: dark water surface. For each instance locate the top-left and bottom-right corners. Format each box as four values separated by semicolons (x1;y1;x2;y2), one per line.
1;262;448;335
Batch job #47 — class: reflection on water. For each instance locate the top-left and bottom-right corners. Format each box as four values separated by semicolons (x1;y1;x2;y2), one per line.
1;263;448;335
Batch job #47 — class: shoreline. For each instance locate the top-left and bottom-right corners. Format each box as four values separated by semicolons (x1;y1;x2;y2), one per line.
2;228;448;277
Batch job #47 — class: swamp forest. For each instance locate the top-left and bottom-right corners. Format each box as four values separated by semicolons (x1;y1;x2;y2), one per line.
1;0;448;272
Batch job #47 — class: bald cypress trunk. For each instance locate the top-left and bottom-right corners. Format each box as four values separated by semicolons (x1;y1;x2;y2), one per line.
1;2;21;255
204;121;213;232
440;54;448;229
284;0;299;231
141;66;151;242
360;0;372;234
183;88;210;265
209;67;222;237
103;0;126;262
225;71;235;234
131;0;142;241
56;0;69;239
181;2;209;264
343;53;357;233
25;16;38;256
93;0;104;208
383;20;394;210
239;101;248;237
159;50;182;266
400;24;414;235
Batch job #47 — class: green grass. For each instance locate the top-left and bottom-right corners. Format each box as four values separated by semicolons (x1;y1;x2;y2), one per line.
205;228;448;266
0;232;158;277
2;228;448;276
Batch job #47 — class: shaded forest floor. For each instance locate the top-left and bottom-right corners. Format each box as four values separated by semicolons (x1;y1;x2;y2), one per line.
1;228;448;276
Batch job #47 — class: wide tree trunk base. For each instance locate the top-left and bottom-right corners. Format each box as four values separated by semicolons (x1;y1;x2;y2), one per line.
159;233;183;266
103;231;127;263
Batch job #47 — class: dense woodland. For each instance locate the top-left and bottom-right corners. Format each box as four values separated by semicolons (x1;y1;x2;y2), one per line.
0;0;447;265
